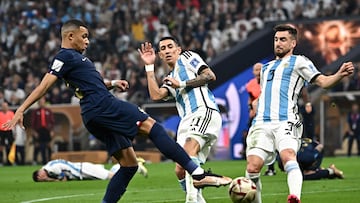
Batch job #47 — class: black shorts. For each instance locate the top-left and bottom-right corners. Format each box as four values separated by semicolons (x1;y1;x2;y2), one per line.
0;130;14;146
85;99;149;156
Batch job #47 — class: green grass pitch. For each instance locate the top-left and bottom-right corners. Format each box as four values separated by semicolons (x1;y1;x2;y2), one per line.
1;156;359;203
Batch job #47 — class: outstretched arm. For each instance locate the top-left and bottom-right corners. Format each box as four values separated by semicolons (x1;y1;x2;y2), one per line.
2;73;57;130
314;62;354;89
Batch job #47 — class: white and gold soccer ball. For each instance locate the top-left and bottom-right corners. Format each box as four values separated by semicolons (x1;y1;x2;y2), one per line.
228;177;257;203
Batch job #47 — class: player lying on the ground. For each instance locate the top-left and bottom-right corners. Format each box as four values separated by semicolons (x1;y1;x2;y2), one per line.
32;158;148;182
278;138;344;180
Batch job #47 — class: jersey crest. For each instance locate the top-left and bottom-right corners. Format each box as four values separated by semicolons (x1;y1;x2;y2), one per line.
190;58;200;68
51;59;64;72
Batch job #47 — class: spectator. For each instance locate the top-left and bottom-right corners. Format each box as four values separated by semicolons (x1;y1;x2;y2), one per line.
47;86;63;104
14;123;26;165
344;103;360;157
332;76;353;92
31;97;55;165
0;102;15;166
0;0;358;109
349;69;360;90
4;79;26;106
245;62;262;128
300;102;316;140
0;89;6;104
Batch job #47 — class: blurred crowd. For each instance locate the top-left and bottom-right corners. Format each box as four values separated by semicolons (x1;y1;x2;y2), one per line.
1;0;359;107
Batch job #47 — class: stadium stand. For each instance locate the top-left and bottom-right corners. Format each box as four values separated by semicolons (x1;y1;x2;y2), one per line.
1;0;360;163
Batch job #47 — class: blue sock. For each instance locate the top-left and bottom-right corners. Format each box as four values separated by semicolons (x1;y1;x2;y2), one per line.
149;123;198;174
102;166;138;203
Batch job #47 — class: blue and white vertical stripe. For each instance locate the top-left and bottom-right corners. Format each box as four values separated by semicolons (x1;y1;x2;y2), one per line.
254;55;320;124
166;51;218;118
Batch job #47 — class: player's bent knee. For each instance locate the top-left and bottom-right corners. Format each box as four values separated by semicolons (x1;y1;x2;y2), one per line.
138;118;156;135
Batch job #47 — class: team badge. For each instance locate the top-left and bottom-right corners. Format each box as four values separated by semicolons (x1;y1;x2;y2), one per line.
283;62;289;68
190;58;200;68
51;59;64;72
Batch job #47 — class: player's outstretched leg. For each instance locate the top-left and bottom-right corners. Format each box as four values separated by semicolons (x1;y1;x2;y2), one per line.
192;169;232;188
148;123;232;188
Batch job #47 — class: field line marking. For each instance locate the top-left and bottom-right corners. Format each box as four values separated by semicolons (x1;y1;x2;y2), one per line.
20;193;99;203
264;187;360;197
19;187;360;203
130;187;360;203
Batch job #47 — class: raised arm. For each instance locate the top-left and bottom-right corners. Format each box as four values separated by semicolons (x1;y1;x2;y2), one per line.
138;42;169;101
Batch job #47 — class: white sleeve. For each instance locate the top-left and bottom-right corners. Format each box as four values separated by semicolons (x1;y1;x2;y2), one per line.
43;164;64;179
181;51;208;74
296;55;321;83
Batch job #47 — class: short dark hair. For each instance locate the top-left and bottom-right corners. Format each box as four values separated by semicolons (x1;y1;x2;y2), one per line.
61;19;87;36
32;170;39;182
158;36;180;49
63;19;87;28
273;24;298;40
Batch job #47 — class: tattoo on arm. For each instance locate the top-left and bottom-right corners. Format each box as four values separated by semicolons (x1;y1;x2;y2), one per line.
186;71;214;87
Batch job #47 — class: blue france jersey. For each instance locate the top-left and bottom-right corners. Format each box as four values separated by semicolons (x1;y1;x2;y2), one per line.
49;48;113;123
163;51;218;118
253;55;320;124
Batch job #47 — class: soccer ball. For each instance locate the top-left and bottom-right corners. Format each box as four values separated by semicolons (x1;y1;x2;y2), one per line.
228;177;257;203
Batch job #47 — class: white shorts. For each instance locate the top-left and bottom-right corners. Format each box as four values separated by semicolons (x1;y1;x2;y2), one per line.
246;120;303;165
80;162;110;180
177;108;222;163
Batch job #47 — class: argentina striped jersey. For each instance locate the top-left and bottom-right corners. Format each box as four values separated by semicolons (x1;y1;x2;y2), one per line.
163;51;218;118
253;55;321;124
43;159;83;180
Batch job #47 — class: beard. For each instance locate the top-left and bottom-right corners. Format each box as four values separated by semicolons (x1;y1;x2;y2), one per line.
275;48;290;59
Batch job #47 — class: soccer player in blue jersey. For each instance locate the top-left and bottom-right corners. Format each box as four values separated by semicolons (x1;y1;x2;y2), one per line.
138;37;230;203
277;138;344;180
245;24;354;203
2;19;231;203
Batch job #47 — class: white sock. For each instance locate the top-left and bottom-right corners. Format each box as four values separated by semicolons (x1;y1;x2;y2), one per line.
284;160;302;199
185;171;198;203
186;157;202;202
178;178;186;192
327;168;334;175
197;189;206;203
246;171;262;203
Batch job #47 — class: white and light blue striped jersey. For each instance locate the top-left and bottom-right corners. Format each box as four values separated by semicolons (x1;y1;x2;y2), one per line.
42;159;109;180
163;51;219;118
253;55;320;124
